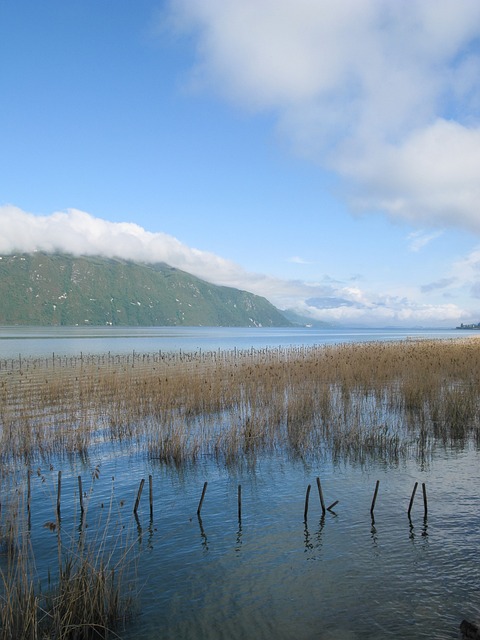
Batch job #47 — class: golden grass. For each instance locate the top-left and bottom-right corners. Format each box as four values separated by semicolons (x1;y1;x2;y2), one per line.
1;338;480;468
0;484;136;639
1;337;480;636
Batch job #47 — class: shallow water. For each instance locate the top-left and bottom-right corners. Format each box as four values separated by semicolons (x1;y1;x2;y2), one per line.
17;443;480;639
2;327;480;638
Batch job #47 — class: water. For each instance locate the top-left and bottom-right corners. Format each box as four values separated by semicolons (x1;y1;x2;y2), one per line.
22;446;480;639
1;325;479;638
0;325;468;359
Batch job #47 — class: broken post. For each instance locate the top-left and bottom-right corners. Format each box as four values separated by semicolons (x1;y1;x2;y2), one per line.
134;478;145;515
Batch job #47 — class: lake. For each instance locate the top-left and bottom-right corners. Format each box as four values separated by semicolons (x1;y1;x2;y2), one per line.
1;326;479;639
0;324;468;359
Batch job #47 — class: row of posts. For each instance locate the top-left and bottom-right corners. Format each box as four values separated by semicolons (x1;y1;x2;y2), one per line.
26;472;428;525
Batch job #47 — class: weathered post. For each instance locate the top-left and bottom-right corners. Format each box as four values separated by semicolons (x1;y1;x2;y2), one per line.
422;482;428;516
134;478;145;515
78;475;84;514
316;477;326;515
56;470;62;517
304;484;311;521
370;480;380;516
197;481;208;516
238;484;242;523
408;482;418;517
149;475;153;519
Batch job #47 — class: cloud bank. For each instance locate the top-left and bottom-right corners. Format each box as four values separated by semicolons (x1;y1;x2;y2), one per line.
167;0;480;233
0;205;472;326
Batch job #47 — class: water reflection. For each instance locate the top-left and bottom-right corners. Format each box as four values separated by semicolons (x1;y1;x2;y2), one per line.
197;514;209;552
303;515;325;561
4;445;480;639
408;515;429;541
235;524;243;554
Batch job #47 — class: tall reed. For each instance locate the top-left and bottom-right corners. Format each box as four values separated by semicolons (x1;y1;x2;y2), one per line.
0;481;137;639
1;338;480;468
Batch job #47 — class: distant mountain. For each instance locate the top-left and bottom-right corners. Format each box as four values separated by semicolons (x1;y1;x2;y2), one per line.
281;309;335;328
0;252;292;327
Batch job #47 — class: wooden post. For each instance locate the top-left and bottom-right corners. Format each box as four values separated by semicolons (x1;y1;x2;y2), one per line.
197;481;208;516
304;484;311;521
408;482;418;517
78;476;84;513
238;484;242;522
27;469;31;513
422;482;428;516
316;477;326;515
149;475;153;519
370;480;380;516
327;500;339;512
56;470;62;517
134;478;145;515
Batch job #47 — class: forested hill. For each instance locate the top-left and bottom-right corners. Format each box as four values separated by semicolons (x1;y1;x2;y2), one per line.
0;252;292;327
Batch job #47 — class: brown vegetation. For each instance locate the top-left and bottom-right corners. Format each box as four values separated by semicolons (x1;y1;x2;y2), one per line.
1;337;480;637
1;338;480;469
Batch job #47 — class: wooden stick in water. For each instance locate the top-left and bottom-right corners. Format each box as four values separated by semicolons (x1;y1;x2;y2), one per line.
149;475;153;518
327;500;339;512
27;469;31;513
304;484;311;521
78;475;84;513
238;484;242;522
316;477;326;515
370;480;380;516
197;481;208;516
56;470;62;517
408;482;418;517
134;478;145;514
422;482;428;516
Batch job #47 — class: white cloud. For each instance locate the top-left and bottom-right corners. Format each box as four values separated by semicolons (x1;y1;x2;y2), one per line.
0;205;243;285
0;205;471;327
342;120;480;231
288;256;312;264
407;229;443;252
167;0;480;232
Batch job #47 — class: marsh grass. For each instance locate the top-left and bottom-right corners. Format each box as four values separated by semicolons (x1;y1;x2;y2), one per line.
0;480;137;640
1;339;480;470
2;338;480;635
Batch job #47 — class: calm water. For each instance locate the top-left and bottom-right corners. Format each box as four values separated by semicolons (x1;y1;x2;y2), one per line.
0;324;468;359
23;445;480;640
2;326;479;638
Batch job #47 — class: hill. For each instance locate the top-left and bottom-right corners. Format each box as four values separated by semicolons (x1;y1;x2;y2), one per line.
0;253;292;327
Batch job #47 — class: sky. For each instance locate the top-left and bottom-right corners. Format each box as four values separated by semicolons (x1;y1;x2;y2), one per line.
1;0;480;327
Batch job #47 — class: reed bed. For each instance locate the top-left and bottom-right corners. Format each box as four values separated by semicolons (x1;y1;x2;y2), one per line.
1;338;480;637
1;338;480;469
0;481;137;639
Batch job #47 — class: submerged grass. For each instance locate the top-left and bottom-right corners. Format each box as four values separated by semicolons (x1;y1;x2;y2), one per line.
1;338;480;468
0;484;137;640
1;337;480;636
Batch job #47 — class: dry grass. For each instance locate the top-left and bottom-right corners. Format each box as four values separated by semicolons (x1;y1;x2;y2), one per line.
1;338;480;469
0;485;136;639
1;338;480;635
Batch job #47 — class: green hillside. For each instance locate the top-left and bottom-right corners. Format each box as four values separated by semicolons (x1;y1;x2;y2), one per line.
0;253;292;327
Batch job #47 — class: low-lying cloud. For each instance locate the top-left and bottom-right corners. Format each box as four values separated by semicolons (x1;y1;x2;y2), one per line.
0;205;473;327
167;0;480;233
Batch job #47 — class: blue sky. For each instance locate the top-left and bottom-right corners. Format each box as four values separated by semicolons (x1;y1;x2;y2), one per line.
1;0;480;326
